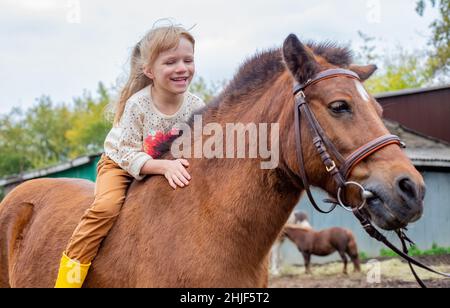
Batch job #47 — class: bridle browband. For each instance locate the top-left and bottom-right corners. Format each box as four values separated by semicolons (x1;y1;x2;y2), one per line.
293;68;450;288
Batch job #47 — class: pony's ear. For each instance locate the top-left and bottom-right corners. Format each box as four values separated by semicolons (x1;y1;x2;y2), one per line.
349;64;378;81
283;34;319;84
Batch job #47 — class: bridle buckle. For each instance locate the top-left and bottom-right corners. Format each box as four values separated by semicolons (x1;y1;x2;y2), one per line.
325;161;336;173
295;90;306;99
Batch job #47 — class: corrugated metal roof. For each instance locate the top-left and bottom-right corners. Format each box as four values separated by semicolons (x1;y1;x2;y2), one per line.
406;148;450;167
385;120;450;168
385;120;450;148
0;153;102;187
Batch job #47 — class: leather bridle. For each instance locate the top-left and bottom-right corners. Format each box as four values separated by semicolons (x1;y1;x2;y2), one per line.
293;68;450;288
293;68;402;213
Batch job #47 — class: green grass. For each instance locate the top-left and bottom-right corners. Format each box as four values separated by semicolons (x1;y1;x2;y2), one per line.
380;243;450;258
359;251;369;261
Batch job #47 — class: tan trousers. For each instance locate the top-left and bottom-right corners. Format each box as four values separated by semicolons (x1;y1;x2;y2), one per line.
65;154;133;264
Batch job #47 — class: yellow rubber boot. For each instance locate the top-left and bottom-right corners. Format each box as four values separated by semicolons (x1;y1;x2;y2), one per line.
54;253;91;288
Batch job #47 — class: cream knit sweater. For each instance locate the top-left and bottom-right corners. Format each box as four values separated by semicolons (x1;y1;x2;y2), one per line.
104;85;205;180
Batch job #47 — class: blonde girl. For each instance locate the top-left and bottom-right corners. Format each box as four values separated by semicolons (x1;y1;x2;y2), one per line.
55;25;205;288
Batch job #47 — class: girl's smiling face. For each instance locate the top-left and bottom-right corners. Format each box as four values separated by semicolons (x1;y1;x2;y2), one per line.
145;37;195;95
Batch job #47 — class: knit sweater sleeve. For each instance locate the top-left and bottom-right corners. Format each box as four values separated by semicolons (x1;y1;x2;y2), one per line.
114;100;152;180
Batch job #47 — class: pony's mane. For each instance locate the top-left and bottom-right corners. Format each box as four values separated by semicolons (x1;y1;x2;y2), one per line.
307;41;353;67
206;41;353;110
154;41;354;158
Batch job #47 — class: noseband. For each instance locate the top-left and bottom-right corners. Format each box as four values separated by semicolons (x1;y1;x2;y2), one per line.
293;68;450;287
293;68;403;213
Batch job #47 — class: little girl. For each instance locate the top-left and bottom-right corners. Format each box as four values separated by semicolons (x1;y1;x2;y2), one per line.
55;25;205;287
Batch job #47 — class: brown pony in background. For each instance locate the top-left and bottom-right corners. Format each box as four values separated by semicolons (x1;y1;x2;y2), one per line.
0;34;424;287
270;210;313;276
284;212;360;274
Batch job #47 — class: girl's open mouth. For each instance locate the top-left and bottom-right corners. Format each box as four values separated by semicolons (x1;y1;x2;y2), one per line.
171;77;189;85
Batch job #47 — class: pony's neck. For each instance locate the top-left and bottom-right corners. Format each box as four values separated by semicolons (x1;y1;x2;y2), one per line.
286;227;309;249
149;69;302;275
192;158;301;266
183;81;301;269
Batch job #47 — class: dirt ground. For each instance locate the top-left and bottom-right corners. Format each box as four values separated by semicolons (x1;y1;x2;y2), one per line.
269;254;450;288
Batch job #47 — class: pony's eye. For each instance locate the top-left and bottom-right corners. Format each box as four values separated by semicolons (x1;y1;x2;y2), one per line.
328;101;351;114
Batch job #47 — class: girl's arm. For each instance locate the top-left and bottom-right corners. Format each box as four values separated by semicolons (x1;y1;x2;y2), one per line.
140;159;191;190
140;159;167;175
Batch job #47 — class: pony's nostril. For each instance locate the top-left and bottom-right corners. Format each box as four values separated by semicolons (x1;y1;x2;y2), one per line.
397;177;418;202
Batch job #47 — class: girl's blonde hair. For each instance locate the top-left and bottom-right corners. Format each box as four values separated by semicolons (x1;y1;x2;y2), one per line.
112;25;195;125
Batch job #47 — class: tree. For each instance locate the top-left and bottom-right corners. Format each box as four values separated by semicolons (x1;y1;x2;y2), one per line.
0;83;114;177
65;82;112;158
24;96;73;168
355;31;433;94
356;31;378;64
416;0;450;75
0;108;33;177
364;49;430;94
190;77;226;104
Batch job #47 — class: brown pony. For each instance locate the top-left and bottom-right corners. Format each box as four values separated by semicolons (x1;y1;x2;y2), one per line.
284;212;360;274
0;34;424;287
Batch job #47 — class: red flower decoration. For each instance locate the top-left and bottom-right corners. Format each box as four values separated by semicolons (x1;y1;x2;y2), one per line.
144;128;179;158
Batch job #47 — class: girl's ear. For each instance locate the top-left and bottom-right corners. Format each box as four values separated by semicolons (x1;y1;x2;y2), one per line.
143;66;154;80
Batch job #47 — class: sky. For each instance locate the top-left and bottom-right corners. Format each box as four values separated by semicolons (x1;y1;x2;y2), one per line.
0;0;439;114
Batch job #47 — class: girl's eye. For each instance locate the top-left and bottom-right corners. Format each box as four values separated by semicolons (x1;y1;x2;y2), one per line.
328;101;352;114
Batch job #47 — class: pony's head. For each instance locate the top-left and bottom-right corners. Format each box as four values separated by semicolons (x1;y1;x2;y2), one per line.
294;211;309;224
294;211;313;230
281;34;425;230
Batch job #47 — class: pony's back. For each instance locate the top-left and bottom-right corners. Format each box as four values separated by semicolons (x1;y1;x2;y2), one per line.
0;178;95;287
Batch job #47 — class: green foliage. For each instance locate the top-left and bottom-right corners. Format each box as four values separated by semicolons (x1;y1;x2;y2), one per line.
364;49;431;94
0;187;4;202
356;2;449;93
359;251;369;261
355;31;434;94
0;108;33;177
380;243;450;257
380;248;403;258
24;96;73;168
0;83;112;178
190;76;226;104
416;0;450;76
65;83;112;158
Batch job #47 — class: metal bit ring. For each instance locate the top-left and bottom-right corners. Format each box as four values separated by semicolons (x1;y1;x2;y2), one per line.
337;181;369;212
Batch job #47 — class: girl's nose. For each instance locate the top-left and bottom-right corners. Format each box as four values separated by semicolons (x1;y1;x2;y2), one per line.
175;61;187;73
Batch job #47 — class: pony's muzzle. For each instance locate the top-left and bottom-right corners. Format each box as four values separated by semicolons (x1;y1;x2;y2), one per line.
394;176;425;223
363;177;425;230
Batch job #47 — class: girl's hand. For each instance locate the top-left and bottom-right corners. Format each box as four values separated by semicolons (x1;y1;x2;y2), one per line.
163;159;191;190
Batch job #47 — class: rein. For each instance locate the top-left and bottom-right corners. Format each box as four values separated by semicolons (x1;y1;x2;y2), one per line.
293;68;450;288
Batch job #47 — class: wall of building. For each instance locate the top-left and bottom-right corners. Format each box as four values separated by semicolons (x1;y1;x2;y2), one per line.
1;155;101;198
377;87;450;143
